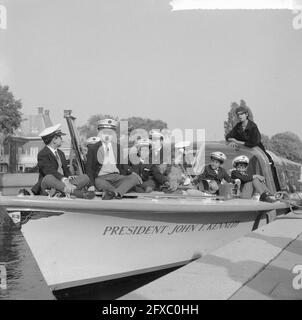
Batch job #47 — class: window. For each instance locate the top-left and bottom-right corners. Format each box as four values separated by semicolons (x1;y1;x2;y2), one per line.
0;164;8;173
30;147;38;157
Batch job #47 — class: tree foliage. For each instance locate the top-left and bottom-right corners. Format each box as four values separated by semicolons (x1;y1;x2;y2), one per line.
261;133;273;151
270;132;302;163
224;99;254;137
223;100;302;163
78;114;168;140
124;117;167;133
0;85;23;139
78;114;119;139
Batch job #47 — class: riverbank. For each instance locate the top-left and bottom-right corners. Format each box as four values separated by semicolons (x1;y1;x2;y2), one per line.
120;212;302;300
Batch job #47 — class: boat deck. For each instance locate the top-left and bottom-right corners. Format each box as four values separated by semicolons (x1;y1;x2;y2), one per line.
0;194;290;214
120;211;302;300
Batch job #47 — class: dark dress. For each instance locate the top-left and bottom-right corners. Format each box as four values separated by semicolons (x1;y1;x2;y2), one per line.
225;120;265;151
225;119;281;191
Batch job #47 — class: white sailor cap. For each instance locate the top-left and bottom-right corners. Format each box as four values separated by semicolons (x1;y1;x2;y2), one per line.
136;138;152;147
86;136;101;144
39;124;66;139
175;140;191;149
149;129;164;140
97;118;118;130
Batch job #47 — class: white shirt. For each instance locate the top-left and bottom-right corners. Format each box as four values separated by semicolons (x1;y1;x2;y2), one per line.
98;142;120;176
47;145;57;156
47;145;64;175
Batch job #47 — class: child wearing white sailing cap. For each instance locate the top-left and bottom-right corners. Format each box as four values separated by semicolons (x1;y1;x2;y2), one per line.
231;155;276;202
193;151;236;194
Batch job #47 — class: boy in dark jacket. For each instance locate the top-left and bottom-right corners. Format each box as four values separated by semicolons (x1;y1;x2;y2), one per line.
193;151;237;193
130;138;170;192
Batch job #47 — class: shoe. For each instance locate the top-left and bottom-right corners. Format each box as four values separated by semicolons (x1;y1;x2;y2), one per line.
115;192;123;199
47;188;66;198
72;190;96;199
259;192;277;203
102;190;117;200
18;188;31;196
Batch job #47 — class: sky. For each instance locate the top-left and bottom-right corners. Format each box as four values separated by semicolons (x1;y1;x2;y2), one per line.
0;0;302;141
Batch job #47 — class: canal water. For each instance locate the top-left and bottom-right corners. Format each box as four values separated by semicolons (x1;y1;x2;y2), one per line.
0;207;54;299
0;207;179;300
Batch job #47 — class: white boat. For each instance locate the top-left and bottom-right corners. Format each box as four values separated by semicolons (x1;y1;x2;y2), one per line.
0;194;291;291
0;112;301;296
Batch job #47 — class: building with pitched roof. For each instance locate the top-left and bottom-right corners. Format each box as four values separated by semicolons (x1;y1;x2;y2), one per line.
0;107;71;173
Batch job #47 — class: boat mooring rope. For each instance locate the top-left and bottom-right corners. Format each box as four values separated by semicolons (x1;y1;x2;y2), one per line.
274;191;302;213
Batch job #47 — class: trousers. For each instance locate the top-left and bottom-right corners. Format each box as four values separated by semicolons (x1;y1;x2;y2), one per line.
41;174;90;194
95;173;140;196
133;178;157;193
240;178;270;199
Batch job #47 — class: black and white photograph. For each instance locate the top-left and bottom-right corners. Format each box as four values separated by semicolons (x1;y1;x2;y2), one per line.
1;0;302;305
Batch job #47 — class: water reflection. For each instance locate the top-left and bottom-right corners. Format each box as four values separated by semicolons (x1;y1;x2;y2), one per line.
0;207;54;300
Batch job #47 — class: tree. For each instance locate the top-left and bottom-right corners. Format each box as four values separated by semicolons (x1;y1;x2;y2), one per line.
270;132;302;163
224;99;254;137
78;114;168;140
0;85;22;140
77;114;119;139
261;133;272;151
123;117;167;133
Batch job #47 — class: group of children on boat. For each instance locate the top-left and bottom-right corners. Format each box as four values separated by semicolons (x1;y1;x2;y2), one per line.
192;152;275;202
29;105;277;202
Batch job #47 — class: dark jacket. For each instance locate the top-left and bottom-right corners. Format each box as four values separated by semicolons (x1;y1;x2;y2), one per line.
231;170;253;185
85;141;133;186
131;160;168;185
225;120;265;150
31;146;70;195
195;164;234;185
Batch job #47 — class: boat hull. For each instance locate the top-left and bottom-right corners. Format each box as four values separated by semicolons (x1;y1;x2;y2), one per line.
1;196;290;291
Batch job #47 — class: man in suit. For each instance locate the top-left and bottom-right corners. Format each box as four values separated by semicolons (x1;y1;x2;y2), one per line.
86;119;141;200
31;124;94;199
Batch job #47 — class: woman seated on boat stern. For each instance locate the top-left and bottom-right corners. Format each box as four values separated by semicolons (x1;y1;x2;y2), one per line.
31;124;95;199
129;138;171;193
192;151;240;194
231;155;277;202
225;106;274;163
